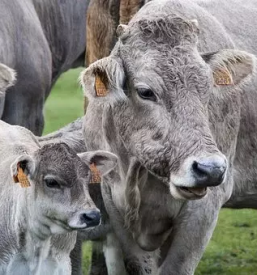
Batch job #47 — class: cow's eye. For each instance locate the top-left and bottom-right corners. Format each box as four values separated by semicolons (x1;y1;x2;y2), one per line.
44;178;61;189
136;88;157;101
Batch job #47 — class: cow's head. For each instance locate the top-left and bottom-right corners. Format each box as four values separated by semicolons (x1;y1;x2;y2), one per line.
81;15;254;200
11;143;117;238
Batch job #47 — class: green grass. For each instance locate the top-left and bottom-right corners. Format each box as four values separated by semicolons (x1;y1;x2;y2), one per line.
43;68;84;135
45;69;257;274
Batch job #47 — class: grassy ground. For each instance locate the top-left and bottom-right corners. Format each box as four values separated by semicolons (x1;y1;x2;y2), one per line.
45;69;257;275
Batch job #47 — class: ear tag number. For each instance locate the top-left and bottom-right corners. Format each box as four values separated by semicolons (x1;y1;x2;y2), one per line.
214;70;233;86
13;164;30;188
95;75;108;97
89;163;101;184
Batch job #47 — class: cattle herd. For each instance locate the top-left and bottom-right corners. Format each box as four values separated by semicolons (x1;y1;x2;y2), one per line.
0;0;257;274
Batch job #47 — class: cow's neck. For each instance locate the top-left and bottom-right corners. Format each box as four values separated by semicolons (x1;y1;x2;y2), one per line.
108;139;185;250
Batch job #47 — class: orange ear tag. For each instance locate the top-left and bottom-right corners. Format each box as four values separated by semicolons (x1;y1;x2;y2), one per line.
95;75;108;97
89;163;101;184
213;70;233;86
13;164;30;188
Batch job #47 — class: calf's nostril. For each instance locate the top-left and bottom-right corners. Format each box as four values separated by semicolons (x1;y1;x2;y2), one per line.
80;210;101;227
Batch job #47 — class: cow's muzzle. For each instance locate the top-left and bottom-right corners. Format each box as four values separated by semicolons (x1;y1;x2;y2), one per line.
169;154;227;200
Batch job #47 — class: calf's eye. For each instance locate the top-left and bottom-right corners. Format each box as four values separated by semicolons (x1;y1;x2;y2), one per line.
44;178;61;189
136;88;157;102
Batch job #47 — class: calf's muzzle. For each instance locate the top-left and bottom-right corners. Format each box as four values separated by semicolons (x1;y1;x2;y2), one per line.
80;210;101;228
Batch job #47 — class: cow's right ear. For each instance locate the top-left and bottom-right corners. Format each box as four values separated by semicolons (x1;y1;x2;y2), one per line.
10;155;35;188
80;57;126;102
0;63;16;91
202;49;255;86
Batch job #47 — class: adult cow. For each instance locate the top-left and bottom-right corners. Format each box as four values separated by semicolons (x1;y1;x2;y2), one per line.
80;0;257;274
0;0;90;135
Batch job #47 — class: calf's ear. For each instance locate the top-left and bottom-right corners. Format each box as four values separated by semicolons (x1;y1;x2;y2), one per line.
10;155;35;188
78;151;118;177
80;57;126;101
202;49;255;86
0;63;16;91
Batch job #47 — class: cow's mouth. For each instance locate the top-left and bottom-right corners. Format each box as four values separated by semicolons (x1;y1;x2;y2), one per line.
177;186;207;198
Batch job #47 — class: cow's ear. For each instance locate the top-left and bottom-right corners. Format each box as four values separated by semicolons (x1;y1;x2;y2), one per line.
80;57;126;101
78;151;118;178
10;155;35;188
0;63;16;91
202;49;255;86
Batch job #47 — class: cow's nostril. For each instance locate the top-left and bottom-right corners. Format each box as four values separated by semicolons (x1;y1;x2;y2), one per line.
80;210;101;228
192;161;207;177
191;157;227;187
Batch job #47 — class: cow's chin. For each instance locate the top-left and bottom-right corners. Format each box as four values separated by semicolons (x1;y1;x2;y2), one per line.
169;183;208;200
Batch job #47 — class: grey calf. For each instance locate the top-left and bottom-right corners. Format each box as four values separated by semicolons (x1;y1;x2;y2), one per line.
0;117;117;274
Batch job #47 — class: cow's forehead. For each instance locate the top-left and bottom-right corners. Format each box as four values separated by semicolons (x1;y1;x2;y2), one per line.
119;45;211;91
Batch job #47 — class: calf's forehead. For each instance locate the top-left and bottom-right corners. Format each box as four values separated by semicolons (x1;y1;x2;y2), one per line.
35;144;90;182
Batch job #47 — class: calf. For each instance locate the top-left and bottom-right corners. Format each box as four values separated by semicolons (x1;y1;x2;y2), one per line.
0;120;117;275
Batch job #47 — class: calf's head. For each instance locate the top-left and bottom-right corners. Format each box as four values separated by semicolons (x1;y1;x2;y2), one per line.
11;143;117;237
81;15;255;200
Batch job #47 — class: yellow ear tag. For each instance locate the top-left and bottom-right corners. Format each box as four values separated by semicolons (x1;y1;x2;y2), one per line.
89;163;101;184
95;75;108;97
13;164;30;188
213;70;233;86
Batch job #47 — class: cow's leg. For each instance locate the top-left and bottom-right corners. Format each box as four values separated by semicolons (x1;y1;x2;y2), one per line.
102;182;159;275
2;27;51;136
0;92;5;118
159;193;222;275
70;237;83;275
2;80;47;136
103;233;126;275
89;241;108;275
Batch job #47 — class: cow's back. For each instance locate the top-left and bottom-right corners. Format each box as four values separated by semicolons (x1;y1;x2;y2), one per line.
195;0;257;55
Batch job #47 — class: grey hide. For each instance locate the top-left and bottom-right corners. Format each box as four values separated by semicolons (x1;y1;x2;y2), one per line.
38;118;86;153
0;63;16;118
80;0;257;274
0;119;119;275
0;0;90;135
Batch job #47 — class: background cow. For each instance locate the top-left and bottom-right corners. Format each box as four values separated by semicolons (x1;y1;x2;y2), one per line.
0;0;90;135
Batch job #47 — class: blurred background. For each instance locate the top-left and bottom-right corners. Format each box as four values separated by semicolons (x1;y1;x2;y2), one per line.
44;69;257;275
